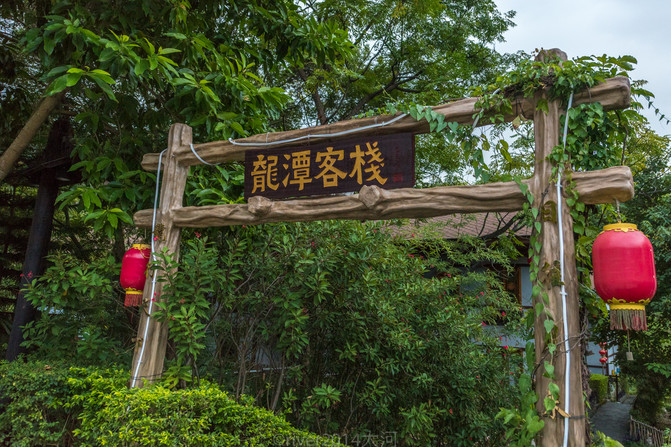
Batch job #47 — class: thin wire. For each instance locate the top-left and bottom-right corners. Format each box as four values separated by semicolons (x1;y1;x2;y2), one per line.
190;143;219;165
226;113;409;147
616;199;622;223
558;92;574;447
131;148;166;388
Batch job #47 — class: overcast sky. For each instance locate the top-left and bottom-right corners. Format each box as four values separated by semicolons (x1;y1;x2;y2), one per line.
493;0;671;136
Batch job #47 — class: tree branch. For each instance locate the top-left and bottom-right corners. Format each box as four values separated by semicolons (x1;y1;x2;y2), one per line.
0;91;66;183
297;68;328;125
346;70;424;119
352;20;376;46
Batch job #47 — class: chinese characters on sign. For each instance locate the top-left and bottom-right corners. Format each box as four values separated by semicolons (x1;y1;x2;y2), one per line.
244;133;415;199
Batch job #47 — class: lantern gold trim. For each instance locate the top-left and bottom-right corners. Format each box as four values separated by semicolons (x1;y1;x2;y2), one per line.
609;303;646;311
602;223;638;232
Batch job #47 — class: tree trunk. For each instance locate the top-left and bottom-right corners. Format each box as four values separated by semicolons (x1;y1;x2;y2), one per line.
5;119;69;361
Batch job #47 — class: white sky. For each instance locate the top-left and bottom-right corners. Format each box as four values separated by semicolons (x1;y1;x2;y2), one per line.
494;0;671;136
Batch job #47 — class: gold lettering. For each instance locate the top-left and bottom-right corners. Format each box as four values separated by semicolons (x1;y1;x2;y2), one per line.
315;147;346;187
250;154;279;193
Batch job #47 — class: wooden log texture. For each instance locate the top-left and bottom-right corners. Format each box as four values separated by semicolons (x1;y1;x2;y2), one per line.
531;88;585;447
132;166;633;228
130;124;191;388
140;77;630;170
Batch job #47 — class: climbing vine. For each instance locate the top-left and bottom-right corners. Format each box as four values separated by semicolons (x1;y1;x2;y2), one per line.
481;52;653;443
380;51;657;443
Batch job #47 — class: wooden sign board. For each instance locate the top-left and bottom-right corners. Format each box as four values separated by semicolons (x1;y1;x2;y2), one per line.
244;133;415;199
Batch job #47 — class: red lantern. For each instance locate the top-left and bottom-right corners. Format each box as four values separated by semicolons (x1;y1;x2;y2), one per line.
599;357;608;364
120;244;151;307
599;349;607;356
592;223;656;331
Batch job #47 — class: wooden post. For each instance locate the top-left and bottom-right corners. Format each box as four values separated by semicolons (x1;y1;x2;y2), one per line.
129;123;191;387
530;49;586;447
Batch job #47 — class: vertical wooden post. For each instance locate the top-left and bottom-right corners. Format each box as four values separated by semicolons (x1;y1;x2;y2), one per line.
530;50;585;446
130;124;191;387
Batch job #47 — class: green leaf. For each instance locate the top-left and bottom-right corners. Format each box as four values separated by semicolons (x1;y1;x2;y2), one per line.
499;141;513;163
543;396;556;413
46;75;69;95
90;76;117;101
527;417;544;434
89;69;115;84
43;35;57;55
543;319;554;335
229;122;246;135
134;59;150;76
158;47;181;55
107;212;118;229
45;66;71;78
66;72;83;87
543;361;555;379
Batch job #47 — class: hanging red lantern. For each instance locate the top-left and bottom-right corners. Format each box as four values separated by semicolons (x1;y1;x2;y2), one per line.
599;349;607;356
592;223;656;331
599;357;608;364
120;244;151;307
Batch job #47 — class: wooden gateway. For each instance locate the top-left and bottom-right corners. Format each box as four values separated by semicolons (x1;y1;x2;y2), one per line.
131;50;634;447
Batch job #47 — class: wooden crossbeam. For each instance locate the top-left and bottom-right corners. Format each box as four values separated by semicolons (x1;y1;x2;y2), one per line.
133;166;633;228
140;77;630;171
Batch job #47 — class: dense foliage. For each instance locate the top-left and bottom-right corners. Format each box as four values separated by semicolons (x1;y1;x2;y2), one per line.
24;219;525;446
0;360;343;446
588;374;609;405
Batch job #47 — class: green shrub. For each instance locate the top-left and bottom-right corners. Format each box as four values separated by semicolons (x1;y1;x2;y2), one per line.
153;222;524;446
0;360;341;446
0;360;126;446
590;374;609;404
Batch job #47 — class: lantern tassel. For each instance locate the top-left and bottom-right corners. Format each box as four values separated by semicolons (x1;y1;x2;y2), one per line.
610;307;647;331
124;292;143;307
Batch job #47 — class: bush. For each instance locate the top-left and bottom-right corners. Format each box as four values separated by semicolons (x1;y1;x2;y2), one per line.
0;360;341;446
154;222;524;446
590;374;609;404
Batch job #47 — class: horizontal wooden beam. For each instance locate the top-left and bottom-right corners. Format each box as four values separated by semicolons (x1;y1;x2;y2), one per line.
141;77;630;171
133;166;633;228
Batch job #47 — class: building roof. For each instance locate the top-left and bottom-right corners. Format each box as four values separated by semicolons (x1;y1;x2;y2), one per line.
388;212;531;240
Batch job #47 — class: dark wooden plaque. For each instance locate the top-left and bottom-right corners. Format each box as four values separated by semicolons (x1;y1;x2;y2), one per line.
244;133;415;199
